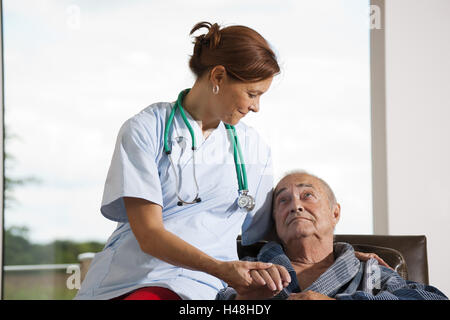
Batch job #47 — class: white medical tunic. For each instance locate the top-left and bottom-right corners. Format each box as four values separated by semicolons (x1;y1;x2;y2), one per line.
75;101;274;300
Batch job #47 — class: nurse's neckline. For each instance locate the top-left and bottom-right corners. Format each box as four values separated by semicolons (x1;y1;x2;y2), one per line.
182;86;222;135
173;100;221;141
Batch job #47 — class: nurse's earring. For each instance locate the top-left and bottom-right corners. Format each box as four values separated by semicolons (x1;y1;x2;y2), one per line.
212;85;219;95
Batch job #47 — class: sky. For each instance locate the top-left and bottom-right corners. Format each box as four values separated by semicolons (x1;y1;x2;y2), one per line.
3;0;373;244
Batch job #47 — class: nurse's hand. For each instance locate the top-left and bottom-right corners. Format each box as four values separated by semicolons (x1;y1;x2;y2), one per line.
249;264;291;291
354;251;393;270
235;264;291;300
217;261;282;296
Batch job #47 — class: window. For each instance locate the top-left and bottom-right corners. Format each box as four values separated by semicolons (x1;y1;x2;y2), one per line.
2;0;372;299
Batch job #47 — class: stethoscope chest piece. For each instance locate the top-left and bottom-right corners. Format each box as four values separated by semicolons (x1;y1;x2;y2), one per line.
237;190;255;211
165;89;255;211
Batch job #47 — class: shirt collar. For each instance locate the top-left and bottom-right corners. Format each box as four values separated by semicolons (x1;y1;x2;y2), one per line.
257;241;361;298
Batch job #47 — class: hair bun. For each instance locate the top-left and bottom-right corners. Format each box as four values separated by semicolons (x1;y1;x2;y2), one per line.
190;22;221;49
188;21;280;82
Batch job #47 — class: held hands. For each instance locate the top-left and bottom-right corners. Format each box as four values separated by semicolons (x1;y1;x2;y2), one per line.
218;261;291;300
246;264;291;298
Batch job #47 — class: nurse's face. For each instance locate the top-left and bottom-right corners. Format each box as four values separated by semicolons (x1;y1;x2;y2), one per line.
211;67;273;125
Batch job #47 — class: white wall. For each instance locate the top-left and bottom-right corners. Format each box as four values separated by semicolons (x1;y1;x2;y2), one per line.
383;0;450;296
0;0;4;300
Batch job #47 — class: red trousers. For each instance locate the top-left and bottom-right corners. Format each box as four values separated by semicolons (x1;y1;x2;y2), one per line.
113;286;181;300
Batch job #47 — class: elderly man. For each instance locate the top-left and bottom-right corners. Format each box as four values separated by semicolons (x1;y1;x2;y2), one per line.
217;171;448;300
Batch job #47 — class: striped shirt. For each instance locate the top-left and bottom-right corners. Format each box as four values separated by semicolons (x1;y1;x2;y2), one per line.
216;242;448;300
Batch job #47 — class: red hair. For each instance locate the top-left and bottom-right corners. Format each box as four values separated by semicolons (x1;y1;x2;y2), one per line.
189;22;280;82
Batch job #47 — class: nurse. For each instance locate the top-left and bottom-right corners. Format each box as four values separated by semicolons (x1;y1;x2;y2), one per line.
75;21;283;300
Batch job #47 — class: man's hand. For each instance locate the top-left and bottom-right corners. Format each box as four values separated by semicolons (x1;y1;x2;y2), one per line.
287;291;335;300
250;263;291;292
217;261;274;295
235;264;291;300
235;283;281;300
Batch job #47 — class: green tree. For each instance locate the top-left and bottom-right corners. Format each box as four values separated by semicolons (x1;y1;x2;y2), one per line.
4;127;42;209
3;127;105;265
4;226;104;265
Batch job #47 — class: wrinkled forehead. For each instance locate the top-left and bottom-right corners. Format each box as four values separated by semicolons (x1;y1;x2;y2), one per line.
274;173;322;196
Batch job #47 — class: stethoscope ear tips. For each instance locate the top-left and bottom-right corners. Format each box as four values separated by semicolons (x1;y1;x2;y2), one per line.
177;198;201;206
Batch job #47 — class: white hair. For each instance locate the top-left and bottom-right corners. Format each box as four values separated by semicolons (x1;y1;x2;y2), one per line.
275;169;337;207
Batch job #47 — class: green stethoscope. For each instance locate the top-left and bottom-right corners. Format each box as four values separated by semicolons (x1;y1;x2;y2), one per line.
163;89;255;211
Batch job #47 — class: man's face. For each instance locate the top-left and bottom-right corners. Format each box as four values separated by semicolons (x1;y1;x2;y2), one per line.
272;174;340;245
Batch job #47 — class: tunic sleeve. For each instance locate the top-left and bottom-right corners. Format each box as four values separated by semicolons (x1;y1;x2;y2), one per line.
100;116;163;222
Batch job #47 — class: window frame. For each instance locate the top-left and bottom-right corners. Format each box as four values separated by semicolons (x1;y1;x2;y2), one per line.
1;0;5;300
0;0;390;299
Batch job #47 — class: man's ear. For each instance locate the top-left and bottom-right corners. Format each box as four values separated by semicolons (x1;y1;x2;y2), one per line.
332;203;341;227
